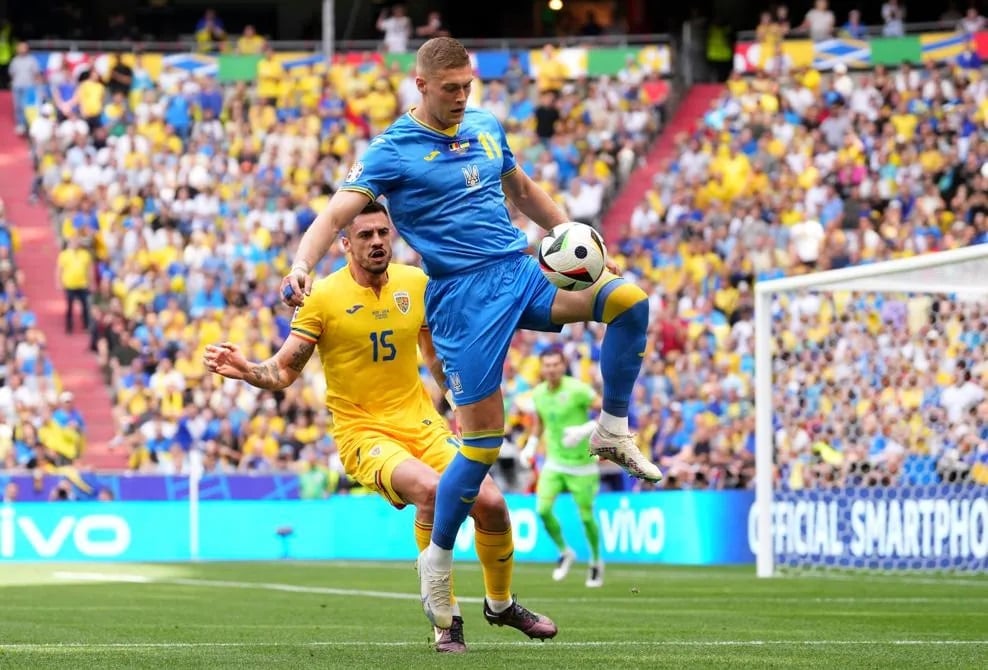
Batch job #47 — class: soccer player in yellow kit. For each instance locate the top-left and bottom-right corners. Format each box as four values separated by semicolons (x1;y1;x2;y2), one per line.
203;200;556;652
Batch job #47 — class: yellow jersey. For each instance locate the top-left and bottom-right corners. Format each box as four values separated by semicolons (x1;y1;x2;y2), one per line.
57;248;92;290
290;262;443;441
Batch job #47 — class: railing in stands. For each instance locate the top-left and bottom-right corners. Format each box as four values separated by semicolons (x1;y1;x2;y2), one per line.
736;19;959;42
28;33;673;54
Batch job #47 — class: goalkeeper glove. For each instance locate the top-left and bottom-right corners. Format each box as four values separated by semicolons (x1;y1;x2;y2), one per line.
561;421;597;448
519;435;539;469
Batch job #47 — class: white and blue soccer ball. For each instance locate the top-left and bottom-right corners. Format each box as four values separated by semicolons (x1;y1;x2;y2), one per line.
538;221;607;291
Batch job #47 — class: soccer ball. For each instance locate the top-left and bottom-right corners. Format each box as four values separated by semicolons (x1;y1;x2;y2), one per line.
538;222;607;291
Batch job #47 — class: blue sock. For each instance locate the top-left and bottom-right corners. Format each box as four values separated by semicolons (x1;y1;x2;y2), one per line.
431;435;501;549
594;279;649;418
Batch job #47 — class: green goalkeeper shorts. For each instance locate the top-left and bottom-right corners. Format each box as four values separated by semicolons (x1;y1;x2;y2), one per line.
536;469;600;509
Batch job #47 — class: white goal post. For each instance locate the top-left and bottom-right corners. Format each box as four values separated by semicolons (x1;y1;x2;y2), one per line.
755;244;988;577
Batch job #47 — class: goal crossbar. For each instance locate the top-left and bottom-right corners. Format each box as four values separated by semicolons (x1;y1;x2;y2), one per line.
754;244;988;577
754;244;988;296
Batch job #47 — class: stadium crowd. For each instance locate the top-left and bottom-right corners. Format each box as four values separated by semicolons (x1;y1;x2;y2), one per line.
6;35;988;494
614;50;988;490
0;197;87;472
13;44;662;493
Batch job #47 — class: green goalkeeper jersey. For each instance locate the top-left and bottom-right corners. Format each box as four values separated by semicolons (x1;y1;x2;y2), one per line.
531;376;595;468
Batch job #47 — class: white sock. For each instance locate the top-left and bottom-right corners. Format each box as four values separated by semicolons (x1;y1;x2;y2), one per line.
486;597;512;614
598;411;628;435
428;542;453;571
451;602;462;617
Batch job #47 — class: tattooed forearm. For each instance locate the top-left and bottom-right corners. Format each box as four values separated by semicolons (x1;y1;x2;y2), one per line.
288;340;316;373
243;341;313;390
246;361;283;390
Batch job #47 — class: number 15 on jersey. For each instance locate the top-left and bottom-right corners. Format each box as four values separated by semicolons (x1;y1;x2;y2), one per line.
369;330;396;362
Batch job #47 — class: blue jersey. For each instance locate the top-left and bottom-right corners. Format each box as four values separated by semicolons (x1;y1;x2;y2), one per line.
339;108;529;277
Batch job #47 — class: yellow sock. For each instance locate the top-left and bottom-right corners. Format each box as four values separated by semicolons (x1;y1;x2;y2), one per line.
413;520;432;553
414;520;458;608
475;526;514;603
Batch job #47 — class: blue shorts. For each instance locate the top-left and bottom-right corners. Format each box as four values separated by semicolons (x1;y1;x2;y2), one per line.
426;253;561;405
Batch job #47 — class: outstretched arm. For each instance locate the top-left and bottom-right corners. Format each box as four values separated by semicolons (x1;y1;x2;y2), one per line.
283;189;372;305
203;335;316;391
501;168;569;233
562;387;600;447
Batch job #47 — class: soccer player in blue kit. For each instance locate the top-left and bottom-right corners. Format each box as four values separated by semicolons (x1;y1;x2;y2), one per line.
281;37;662;631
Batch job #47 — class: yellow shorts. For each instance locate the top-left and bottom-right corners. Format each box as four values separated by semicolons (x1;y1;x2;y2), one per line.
337;425;459;509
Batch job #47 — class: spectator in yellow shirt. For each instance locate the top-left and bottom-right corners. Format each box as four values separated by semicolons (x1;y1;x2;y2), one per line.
56;236;92;334
237;25;266;55
50;170;83;210
195;8;227;53
256;46;283;106
890;100;918;142
77;69;106;131
365;78;398;134
536;44;568;94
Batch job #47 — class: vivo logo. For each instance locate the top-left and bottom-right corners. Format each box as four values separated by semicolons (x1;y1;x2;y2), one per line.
600;497;666;555
0;507;132;558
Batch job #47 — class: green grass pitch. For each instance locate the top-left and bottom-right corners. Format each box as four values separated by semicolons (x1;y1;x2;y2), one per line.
1;561;985;669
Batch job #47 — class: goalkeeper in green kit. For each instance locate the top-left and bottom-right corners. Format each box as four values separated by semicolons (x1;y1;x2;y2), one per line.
519;347;604;588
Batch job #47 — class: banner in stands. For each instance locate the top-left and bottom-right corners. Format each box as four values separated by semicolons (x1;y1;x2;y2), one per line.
31;44;671;85
0;491;753;564
733;30;986;73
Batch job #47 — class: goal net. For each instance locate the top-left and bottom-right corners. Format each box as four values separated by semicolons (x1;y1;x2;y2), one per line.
754;245;988;576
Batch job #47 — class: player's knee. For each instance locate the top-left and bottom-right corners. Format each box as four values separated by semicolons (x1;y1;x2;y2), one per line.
406;476;438;518
598;279;649;324
619;287;649;328
471;482;509;530
459;393;507;443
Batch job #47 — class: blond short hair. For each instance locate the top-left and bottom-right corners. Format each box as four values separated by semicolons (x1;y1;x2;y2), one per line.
416;37;471;76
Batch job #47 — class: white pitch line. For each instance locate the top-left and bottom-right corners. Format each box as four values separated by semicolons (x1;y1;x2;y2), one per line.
529;596;966;604
51;571;154;583
51;571;485;604
48;572;980;607
1;640;986;652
